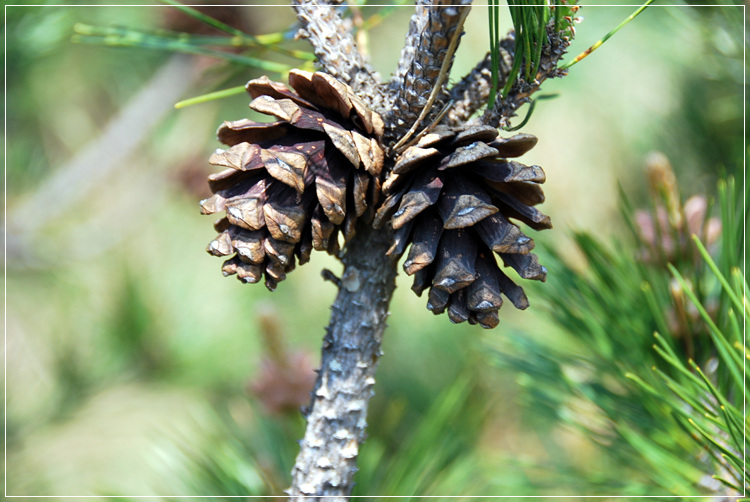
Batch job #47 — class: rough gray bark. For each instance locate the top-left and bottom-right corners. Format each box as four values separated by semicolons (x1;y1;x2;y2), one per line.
285;3;572;500
288;222;397;502
285;2;473;499
287;4;396;499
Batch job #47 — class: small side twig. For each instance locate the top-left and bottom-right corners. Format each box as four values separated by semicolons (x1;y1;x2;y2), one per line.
321;268;342;288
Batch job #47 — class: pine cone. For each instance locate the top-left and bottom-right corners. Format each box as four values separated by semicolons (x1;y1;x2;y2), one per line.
376;125;550;329
201;70;385;290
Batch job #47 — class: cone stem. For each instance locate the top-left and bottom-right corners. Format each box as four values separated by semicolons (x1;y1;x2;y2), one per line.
288;222;397;501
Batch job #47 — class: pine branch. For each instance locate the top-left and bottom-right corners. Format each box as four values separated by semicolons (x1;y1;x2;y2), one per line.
385;0;472;142
286;3;566;500
292;0;382;108
445;33;514;126
288;222;397;501
481;22;572;129
287;4;396;500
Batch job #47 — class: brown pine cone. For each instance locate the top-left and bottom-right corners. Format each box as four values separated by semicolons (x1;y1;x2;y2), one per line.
201;70;385;290
376;125;550;328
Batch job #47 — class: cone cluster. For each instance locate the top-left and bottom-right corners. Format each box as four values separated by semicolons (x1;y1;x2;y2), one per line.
201;70;385;290
375;125;551;328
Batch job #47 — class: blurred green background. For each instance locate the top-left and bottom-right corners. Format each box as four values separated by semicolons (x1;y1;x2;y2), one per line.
5;0;745;499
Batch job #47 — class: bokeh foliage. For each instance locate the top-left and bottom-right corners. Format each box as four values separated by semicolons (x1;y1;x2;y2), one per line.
489;173;746;498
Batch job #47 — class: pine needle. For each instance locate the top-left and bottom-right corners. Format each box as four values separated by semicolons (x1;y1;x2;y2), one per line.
72;24;294;73
174;85;247;109
559;0;655;70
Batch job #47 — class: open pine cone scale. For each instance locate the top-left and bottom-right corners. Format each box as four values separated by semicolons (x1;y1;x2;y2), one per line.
202;71;550;329
201;70;385;291
379;125;551;329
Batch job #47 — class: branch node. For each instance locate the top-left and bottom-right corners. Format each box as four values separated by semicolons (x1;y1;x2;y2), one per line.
341;267;361;291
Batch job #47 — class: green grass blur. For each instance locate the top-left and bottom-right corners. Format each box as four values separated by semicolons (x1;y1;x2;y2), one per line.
5;1;745;498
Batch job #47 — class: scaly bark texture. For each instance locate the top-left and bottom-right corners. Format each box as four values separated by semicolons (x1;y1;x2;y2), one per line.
286;3;396;499
385;0;472;141
283;2;573;500
445;34;514;127
288;222;397;501
292;0;382;104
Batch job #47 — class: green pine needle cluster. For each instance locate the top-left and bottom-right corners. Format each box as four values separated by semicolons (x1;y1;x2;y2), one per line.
487;173;747;498
487;0;577;109
72;23;305;74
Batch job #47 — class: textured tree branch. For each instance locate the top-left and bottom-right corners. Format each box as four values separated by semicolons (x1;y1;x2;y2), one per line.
385;0;472;142
286;4;396;500
444;33;515;127
286;5;573;501
288;222;397;501
292;0;383;108
480;23;573;129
